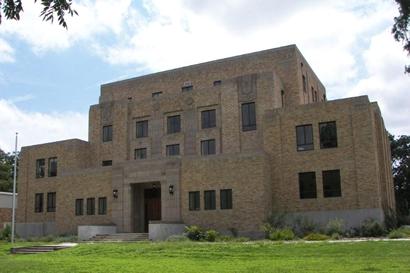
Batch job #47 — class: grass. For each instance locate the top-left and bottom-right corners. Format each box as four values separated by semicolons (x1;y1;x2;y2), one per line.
0;240;409;272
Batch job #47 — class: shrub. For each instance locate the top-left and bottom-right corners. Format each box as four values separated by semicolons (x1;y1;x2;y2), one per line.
388;229;406;239
330;233;342;240
166;235;189;242
303;233;330;241
228;227;238;237
269;229;295;241
292;217;317;237
261;223;274;239
359;219;386;237
325;218;345;236
0;225;11;241
384;209;398;231
266;212;288;229
204;230;219;242
184;225;205;241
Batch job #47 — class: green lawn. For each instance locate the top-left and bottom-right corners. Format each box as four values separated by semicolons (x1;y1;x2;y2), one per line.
0;240;409;272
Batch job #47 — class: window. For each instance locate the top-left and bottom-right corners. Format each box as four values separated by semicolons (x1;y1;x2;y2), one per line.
102;160;112;166
34;193;43;213
302;75;307;92
98;197;107;215
315;91;318;102
299;172;317;199
189;191;200;211
152;91;162;98
311;87;315;102
220;189;232;210
201;109;216;129
166;144;180;156
86;198;95;215
136;120;148;138
47;192;56;212
281;90;285;107
213;80;221;86
135;148;147;160
319;121;338;149
103;125;113;142
241;102;256;131
36;159;45;178
323;170;342;197
75;199;83;216
204;190;216;210
167;115;181;134
48;157;57;177
181;85;193;92
296;124;313;151
201;139;216;156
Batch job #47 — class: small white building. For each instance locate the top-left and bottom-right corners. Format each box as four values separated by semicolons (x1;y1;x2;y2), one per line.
0;191;17;229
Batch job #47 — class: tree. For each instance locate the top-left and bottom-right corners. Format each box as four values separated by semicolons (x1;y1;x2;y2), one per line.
392;0;410;74
390;134;410;216
0;148;17;192
0;0;77;29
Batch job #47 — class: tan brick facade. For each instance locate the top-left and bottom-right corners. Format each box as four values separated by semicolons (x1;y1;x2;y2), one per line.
16;45;395;237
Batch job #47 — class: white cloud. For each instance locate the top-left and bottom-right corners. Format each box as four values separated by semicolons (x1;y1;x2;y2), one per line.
0;38;14;63
0;99;88;153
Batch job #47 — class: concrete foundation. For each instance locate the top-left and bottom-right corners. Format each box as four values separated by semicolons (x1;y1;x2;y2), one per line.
149;221;185;241
16;222;56;238
78;225;117;240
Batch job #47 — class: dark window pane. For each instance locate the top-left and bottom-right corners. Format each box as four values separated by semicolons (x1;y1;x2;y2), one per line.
48;157;58;177
319;121;338;149
166;144;180;156
201;139;216;156
323;170;342;198
201;109;216;129
299;172;317;199
135;148;147;159
136;120;148;138
302;75;307;92
213;80;221;86
102;160;112;166
167;115;181;134
181;85;193;92
103;125;113;142
75;199;83;216
98;197;107;215
35;193;43;213
152;91;162;98
36;159;45;178
220;189;232;210
189;191;200;211
296;124;314;151
47;192;56;212
86;198;95;215
204;190;216;210
241;102;256;131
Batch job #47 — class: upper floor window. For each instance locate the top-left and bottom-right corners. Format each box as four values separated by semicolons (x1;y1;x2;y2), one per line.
319;121;338;149
201;139;216;156
47;192;56;212
189;191;200;211
167;115;181;134
281;90;285;107
213;80;222;86
181;85;193;92
241;102;256;131
102;160;112;167
103;125;113;142
302;75;307;92
135;148;147;160
311;87;315;102
98;197;107;215
323;170;342;198
136;120;148;138
75;199;83;216
204;190;216;210
36;159;45;178
48;157;57;177
34;193;43;213
201;109;216;129
152;91;162;98
87;197;95;215
299;172;317;199
296;124;313;151
220;189;232;210
166;144;180;156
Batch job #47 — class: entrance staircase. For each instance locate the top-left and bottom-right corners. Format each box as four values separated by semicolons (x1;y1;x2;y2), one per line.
90;233;149;242
11;244;75;254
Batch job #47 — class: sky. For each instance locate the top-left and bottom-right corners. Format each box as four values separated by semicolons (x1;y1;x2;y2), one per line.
0;0;409;152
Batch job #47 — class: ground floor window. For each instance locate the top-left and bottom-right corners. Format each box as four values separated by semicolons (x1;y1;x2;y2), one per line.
47;192;56;212
220;189;232;209
204;190;216;210
323;170;342;197
299;172;317;199
34;193;43;213
189;191;200;211
98;197;107;215
87;198;95;215
75;199;83;216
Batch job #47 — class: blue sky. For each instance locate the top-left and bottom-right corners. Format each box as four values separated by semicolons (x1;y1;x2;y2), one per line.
0;0;409;152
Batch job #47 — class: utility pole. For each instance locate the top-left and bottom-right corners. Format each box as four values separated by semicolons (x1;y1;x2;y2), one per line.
11;132;18;244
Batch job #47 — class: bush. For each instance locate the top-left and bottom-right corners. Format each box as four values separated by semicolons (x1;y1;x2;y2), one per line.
204;230;219;242
303;233;330;241
184;225;205;241
266;212;288;229
330;233;342;240
261;223;274;238
388;229;406;239
384;209;398;231
292;217;317;237
0;225;11;241
325;218;344;236
359;219;386;237
269;229;295;241
166;235;189;242
398;226;410;237
228;227;238;237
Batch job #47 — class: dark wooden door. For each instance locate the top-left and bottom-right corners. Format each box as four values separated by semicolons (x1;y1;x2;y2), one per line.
144;188;161;232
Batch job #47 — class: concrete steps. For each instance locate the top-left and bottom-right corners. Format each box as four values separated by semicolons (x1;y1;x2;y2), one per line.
90;233;149;242
11;245;73;254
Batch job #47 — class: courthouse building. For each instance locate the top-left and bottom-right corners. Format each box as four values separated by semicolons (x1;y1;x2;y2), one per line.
16;45;395;238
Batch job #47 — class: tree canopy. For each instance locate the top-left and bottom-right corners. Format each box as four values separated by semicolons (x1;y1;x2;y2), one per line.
392;0;410;74
0;0;77;28
0;148;17;192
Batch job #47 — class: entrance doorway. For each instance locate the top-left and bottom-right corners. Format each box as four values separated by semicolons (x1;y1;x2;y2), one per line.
144;187;161;232
132;183;161;233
